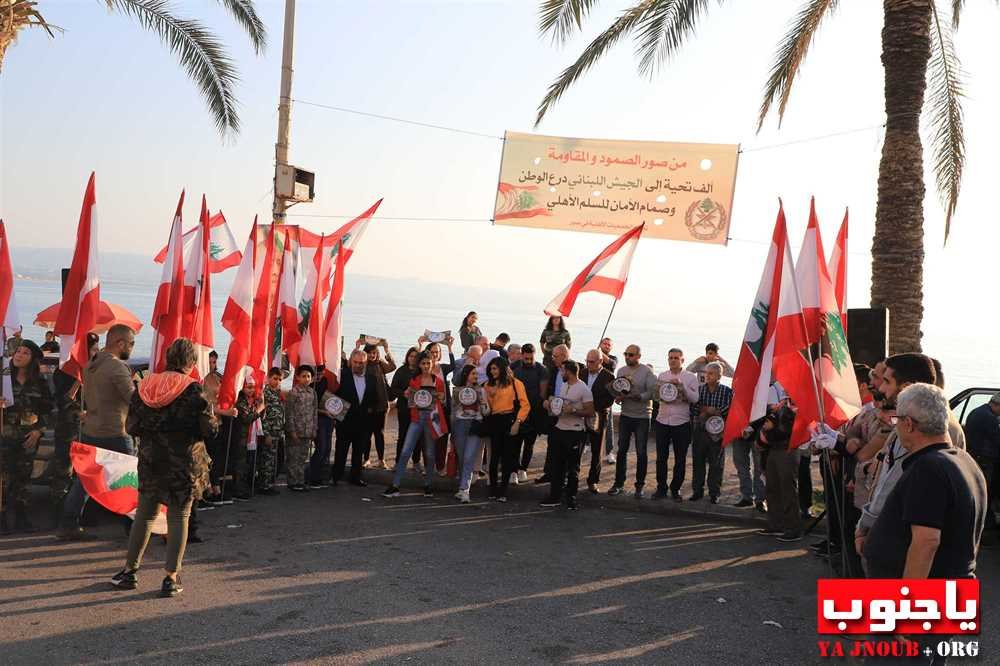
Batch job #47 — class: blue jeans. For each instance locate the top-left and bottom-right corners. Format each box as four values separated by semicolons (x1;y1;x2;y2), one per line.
392;413;437;487
614;415;650;488
452;418;482;492
730;437;765;502
60;434;134;528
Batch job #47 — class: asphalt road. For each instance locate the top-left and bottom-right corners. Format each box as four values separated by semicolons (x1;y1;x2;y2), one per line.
1;483;996;665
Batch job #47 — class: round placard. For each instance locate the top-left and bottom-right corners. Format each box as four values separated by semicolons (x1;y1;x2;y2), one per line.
706;415;725;436
549;396;564;416
659;382;679;403
458;386;479;406
324;395;345;416
612;376;632;394
413;388;434;409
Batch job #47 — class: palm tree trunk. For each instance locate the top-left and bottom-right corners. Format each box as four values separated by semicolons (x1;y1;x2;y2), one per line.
872;0;932;354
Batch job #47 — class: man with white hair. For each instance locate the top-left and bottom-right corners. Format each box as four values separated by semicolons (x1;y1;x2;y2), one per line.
863;383;986;579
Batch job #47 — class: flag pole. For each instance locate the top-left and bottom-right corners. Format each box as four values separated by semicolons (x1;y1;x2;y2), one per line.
598;299;618;345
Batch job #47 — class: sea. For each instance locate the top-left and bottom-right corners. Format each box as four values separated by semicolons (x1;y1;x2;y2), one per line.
9;248;997;395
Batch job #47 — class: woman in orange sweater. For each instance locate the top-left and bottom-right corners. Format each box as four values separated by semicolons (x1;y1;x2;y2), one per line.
483;356;530;502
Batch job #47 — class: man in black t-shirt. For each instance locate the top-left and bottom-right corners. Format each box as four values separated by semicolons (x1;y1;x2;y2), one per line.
864;384;987;579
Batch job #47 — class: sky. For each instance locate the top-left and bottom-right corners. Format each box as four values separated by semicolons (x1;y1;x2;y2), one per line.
1;0;999;373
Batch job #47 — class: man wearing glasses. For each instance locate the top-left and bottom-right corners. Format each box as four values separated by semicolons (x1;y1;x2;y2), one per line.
607;345;656;498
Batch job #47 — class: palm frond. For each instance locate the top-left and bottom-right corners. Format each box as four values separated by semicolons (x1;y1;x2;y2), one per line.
104;0;241;136
950;0;964;27
538;0;600;44
1;0;62;72
634;0;716;78
536;0;655;126
213;0;266;54
756;0;837;131
927;2;965;243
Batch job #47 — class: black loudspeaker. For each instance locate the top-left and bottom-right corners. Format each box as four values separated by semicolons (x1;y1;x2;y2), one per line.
847;307;889;366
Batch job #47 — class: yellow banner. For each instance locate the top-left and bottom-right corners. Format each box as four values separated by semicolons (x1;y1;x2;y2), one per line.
494;132;739;244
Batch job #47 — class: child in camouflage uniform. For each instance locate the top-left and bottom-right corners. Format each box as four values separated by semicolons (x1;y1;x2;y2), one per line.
257;368;285;495
284;366;317;491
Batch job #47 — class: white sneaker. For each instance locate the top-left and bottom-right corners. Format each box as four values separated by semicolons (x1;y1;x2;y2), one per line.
604;453;616;464
510;473;519;485
458;490;471;503
454;491;463;500
517;470;528;483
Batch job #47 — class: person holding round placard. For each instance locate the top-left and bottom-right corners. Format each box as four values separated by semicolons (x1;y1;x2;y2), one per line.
539;360;595;510
652;348;700;502
389;347;421;468
452;365;490;503
483;357;530;502
422;338;458;473
690;362;733;503
607;345;657;498
384;352;447;498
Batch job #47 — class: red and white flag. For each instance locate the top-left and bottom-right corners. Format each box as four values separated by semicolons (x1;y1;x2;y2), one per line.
0;220;21;340
150;191;186;373
276;229;302;366
776;199;860;443
543;223;644;317
70;442;167;534
297;234;332;369
153;210;241;272
320;238;347;388
828;209;848;333
723;204;807;445
54;173;101;382
248;223;279;383
218;221;263;409
184;196;215;379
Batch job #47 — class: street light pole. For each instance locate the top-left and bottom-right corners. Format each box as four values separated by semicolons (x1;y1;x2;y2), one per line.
272;0;296;225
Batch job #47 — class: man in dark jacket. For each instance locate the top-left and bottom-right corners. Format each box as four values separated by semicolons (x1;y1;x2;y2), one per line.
333;350;379;486
964;393;1000;530
580;349;614;494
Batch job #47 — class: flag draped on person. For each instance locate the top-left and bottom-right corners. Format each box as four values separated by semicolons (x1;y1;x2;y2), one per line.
723;204;807;445
153;210;241;272
150;192;186;373
54;173;101;382
543;223;644;317
219;221;263;410
276;229;302;367
828;209;848;333
69;442;167;534
0;220;21;340
183;196;215;379
776;199;861;444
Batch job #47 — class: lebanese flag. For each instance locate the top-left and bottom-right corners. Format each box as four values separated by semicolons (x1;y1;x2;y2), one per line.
297;234;332;369
70;442;167;534
828;209;848;334
153;210;241;272
150;192;186;373
0;220;21;339
777;199;861;444
183;196;215;379
54;173;101;382
276;229;302;366
248;223;279;385
544;223;644;317
219;221;262;409
723;204;807;445
320;238;347;388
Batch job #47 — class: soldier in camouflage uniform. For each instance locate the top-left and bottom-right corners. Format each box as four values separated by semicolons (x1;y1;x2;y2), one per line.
1;339;52;534
257;368;285;495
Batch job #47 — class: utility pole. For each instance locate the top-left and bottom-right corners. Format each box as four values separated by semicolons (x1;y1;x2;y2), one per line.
272;0;296;225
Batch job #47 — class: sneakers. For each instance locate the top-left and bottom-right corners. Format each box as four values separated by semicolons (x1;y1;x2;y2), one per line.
232;493;251;502
733;498;754;508
688;493;704;502
56;526;87;541
110;568;138;590
423;486;434;498
587;483;599;495
534;474;550;485
671;493;683;502
413;463;424;474
288;484;306;492
539;498;561;508
206;493;225;506
160;576;183;597
777;531;803;543
517;470;528;483
567;497;578;511
307;482;325;490
456;490;471;503
382;486;401;498
607;486;624;496
651;489;669;500
196;499;215;511
757;527;783;536
604;453;616;464
755;501;767;513
634;488;646;500
709;496;719;504
509;473;519;486
497;496;508;503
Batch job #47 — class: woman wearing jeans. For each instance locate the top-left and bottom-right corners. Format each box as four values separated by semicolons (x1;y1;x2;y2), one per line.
110;338;217;597
383;352;447;498
451;365;489;503
389;346;420;466
483;357;530;502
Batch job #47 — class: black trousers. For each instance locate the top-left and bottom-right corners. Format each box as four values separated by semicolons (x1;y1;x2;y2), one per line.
586;410;609;486
516;403;545;471
547;427;585;501
332;421;368;483
485;413;517;497
365;410;387;461
690;428;724;498
799;454;813;515
654;421;691;494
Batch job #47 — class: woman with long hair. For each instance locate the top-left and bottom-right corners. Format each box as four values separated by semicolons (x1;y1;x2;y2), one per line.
0;339;51;533
110;338;217;597
483;356;530;502
452;364;489;503
423;337;457;473
389;346;420;467
539;315;571;368
459;311;482;353
383;351;447;498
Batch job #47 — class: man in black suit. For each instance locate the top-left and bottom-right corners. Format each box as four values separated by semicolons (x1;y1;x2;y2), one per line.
580;348;615;494
332;350;378;486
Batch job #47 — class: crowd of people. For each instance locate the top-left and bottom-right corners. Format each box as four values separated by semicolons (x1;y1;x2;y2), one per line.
0;310;994;600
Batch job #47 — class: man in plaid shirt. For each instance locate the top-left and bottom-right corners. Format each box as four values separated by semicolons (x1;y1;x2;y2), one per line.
690;362;733;503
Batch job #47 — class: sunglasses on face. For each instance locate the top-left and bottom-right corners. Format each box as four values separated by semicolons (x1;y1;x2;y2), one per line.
624;352;638;357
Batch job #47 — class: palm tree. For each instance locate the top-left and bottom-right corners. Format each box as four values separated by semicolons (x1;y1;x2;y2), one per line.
0;0;266;137
535;0;966;354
